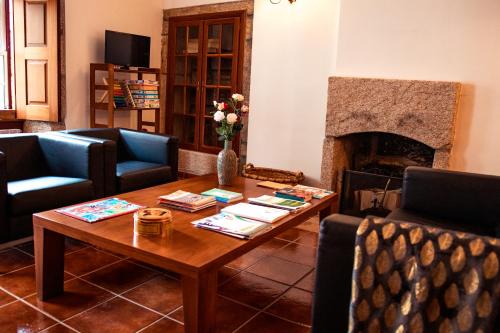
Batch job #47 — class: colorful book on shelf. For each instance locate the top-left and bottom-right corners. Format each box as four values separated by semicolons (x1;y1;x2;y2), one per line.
158;190;216;212
192;213;270;239
56;198;143;223
132;96;159;100
128;85;158;90
201;188;243;203
293;185;334;199
122;80;160;108
274;187;312;202
248;195;311;211
221;203;289;223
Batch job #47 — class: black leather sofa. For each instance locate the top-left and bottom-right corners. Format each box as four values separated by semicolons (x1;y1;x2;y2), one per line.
312;166;500;333
63;128;179;194
0;133;103;242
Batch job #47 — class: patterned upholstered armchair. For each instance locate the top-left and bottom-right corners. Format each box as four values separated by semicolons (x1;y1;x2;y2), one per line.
312;167;500;333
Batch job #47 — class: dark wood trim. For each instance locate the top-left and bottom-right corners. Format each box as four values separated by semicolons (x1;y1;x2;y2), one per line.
0;117;24;130
4;0;12;109
166;11;246;156
57;0;65;122
168;10;247;23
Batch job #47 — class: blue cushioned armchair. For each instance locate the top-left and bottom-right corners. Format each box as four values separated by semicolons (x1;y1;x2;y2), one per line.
63;128;179;195
0;133;104;242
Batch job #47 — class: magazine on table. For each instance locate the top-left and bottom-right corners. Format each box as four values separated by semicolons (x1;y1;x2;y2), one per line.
192;213;271;239
158;190;216;212
248;195;311;211
56;198;143;223
201;188;243;203
158;190;215;206
274;187;312;202
221;203;290;223
293;185;334;199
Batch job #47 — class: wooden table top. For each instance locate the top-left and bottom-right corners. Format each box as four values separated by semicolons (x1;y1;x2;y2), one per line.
33;175;337;277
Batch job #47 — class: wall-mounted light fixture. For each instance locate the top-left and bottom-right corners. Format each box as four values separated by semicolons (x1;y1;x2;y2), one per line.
270;0;296;4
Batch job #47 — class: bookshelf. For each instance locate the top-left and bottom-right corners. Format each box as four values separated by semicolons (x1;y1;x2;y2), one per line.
90;63;161;132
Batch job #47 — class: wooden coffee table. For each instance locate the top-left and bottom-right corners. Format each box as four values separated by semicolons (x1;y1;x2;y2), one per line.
33;175;338;333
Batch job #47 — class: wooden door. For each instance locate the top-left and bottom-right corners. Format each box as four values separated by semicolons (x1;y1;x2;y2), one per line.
200;17;240;153
167;13;244;155
168;20;203;151
13;0;59;121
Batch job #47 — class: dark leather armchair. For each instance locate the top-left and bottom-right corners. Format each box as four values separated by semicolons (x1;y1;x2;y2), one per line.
0;133;104;242
63;128;179;194
312;167;500;333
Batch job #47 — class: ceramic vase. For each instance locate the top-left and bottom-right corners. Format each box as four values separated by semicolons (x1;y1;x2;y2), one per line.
217;140;237;185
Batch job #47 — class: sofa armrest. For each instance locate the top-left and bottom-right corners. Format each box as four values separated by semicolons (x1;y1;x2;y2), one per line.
402;166;500;231
312;214;363;333
0;151;7;241
119;129;179;181
53;132;116;197
37;133;104;197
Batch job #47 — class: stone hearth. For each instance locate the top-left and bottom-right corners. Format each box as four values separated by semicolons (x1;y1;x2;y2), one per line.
321;76;461;191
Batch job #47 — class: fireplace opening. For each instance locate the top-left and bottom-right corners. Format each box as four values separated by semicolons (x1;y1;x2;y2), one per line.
348;132;435;178
339;132;435;217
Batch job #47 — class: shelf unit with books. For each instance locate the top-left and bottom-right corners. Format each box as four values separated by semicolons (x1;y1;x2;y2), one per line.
90;63;161;132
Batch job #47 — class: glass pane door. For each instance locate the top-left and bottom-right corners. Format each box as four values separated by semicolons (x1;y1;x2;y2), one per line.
201;18;240;151
170;22;202;147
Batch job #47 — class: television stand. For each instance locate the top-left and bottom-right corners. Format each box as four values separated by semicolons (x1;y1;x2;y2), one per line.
89;63;161;132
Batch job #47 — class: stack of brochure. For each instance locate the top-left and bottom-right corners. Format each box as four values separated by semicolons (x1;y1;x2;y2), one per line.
221;202;290;223
292;185;334;199
192;213;271;239
248;195;311;211
158;190;216;212
274;187;313;202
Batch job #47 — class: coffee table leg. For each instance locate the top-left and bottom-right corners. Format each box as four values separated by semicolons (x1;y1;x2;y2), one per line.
182;269;218;333
319;201;337;222
34;225;65;300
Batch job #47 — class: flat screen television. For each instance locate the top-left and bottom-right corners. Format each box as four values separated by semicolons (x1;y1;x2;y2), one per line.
105;30;151;68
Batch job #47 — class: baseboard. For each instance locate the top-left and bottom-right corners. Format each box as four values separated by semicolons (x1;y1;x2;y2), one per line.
0;236;33;251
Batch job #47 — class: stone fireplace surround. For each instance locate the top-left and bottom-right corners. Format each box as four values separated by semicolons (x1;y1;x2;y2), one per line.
321;76;461;192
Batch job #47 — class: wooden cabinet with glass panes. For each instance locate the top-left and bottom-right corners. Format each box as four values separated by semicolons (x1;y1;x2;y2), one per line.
166;12;245;155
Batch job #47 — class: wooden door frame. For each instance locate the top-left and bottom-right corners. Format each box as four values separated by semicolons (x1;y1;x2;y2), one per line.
166;19;203;151
166;10;246;156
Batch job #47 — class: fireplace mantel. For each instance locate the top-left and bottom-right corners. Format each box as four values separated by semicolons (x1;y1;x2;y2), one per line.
321;76;461;191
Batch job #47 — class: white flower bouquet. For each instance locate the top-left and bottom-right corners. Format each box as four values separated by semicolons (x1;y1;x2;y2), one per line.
212;93;249;142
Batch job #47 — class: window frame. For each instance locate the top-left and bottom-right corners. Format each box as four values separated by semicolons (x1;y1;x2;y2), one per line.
0;0;13;111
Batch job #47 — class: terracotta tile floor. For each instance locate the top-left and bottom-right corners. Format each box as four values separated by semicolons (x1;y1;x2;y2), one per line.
0;216;320;332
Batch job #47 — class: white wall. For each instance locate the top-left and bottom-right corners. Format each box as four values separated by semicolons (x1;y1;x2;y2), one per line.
334;0;500;176
161;0;500;182
162;0;340;184
65;0;163;129
246;0;340;185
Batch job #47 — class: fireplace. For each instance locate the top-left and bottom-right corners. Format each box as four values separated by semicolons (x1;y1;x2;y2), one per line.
339;132;435;178
338;132;435;217
321;77;461;216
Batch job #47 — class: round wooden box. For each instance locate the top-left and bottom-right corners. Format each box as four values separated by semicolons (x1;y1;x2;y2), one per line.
134;208;172;237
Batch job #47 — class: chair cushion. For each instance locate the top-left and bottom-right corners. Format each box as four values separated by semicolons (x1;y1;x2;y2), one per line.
8;176;94;216
0;134;49;181
116;160;172;193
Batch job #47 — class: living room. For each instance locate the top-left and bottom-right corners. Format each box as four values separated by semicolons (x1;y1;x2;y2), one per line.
0;0;499;332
